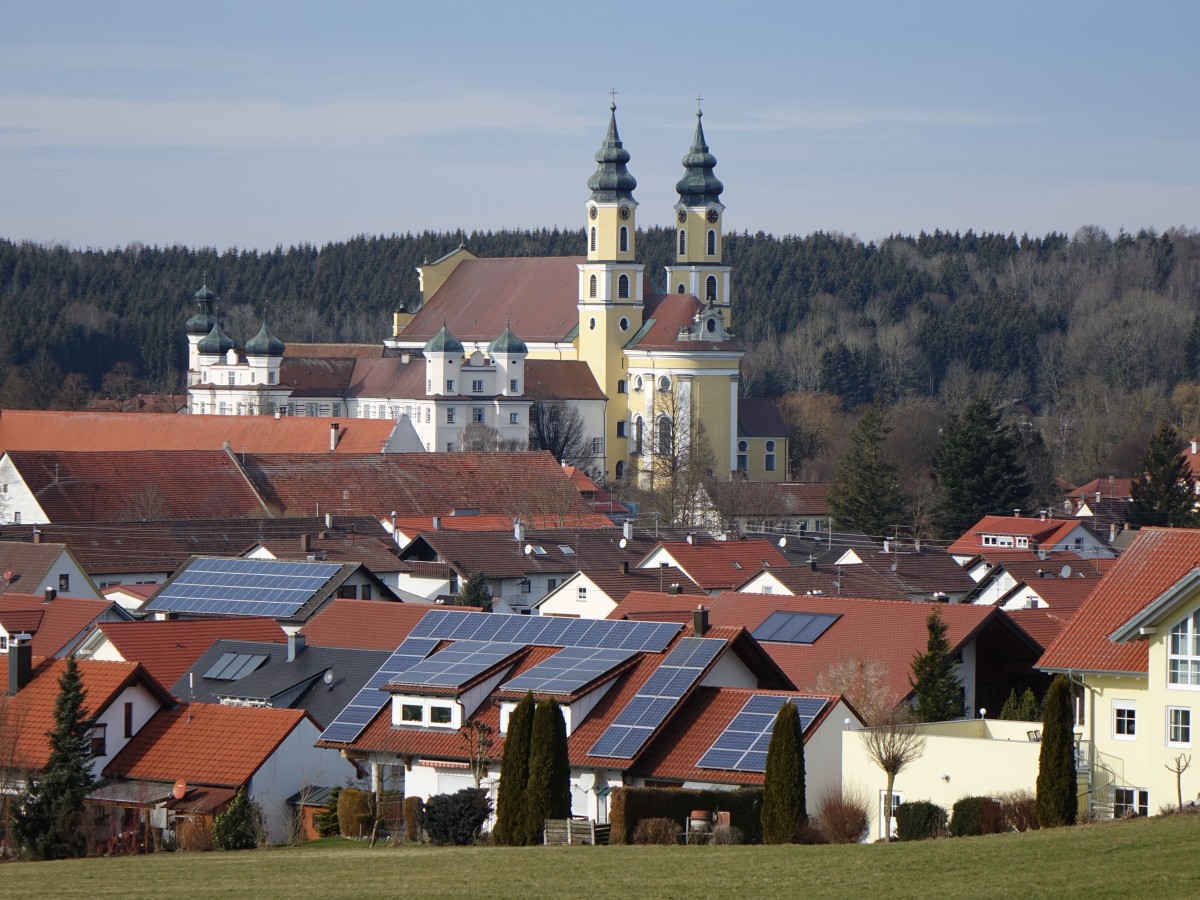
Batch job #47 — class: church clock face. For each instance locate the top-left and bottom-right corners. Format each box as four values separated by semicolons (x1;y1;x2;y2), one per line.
618;206;631;220
706;209;719;223
677;210;687;224
589;206;598;220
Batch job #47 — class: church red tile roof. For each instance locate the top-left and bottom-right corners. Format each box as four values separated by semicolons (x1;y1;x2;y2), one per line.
627;294;741;353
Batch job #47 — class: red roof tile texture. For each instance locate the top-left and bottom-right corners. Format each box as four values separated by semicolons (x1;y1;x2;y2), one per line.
630;294;741;353
947;516;1094;557
644;538;790;590
1038;527;1200;674
104;702;309;787
0;593;119;656
300;598;473;651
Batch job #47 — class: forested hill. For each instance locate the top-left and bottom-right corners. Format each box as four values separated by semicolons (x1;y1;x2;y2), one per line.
2;226;1199;482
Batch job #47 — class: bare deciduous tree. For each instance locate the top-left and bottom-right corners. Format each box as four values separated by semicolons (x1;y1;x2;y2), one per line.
859;711;926;839
1166;753;1192;811
461;721;495;789
815;657;896;726
528;401;590;468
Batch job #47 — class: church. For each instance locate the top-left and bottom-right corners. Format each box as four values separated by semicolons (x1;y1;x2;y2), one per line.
185;103;789;486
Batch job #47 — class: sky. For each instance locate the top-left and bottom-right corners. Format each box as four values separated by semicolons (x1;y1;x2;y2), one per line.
2;1;1198;251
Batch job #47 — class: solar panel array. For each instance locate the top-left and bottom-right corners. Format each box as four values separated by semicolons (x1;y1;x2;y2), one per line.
203;652;268;681
146;557;344;618
751;611;841;645
502;646;638;695
410;609;681;652
319;637;441;744
696;695;829;772
388;640;524;688
587;637;724;759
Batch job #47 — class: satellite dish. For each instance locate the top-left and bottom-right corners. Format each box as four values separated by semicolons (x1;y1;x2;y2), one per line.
619;538;627;549
323;670;334;686
524;544;533;555
2;569;11;582
1060;565;1072;579
173;779;188;801
778;537;787;548
577;772;596;791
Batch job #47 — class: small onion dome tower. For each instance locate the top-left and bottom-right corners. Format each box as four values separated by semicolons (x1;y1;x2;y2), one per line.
186;278;220;371
587;102;638;203
197;318;235;358
488;326;528;397
675;107;724;207
245;320;285;388
424;325;463;397
246;321;285;357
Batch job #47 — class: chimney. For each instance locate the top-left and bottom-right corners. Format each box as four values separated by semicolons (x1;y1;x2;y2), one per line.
274;408;282;419
43;586;56;604
325;513;333;529
622;520;634;542
288;631;305;662
300;533;311;553
1039;510;1046;522
693;605;709;635
8;634;32;695
32;528;42;545
1110;522;1118;542
667;583;680;596
686;533;696;545
1192;440;1197;456
914;537;921;552
1095;491;1102;504
514;519;525;543
808;555;817;572
1013;509;1020;518
432;516;441;531
619;560;629;575
330;422;341;452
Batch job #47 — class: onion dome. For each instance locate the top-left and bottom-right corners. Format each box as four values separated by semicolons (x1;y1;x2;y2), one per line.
488;326;527;356
425;325;463;355
587;103;637;202
246;321;285;357
197;319;235;355
186;279;218;335
676;108;724;206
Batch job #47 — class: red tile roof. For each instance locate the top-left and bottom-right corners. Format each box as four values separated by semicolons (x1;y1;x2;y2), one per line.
1038;527;1200;674
104;702;310;787
525;360;607;401
0;541;83;597
1067;478;1133;501
629;294;741;353
0;409;398;454
93;617;287;689
253;534;405;573
300;599;473;651
946;516;1096;557
1005;608;1073;649
642;538;790;590
391;513;614;541
0;593;121;656
741;563;909;600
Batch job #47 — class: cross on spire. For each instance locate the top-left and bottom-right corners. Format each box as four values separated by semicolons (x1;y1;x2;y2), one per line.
695;94;704;115
609;87;618;109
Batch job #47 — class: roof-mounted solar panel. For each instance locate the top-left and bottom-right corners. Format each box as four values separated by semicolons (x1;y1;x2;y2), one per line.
387;640;523;689
751;611;841;645
501;646;638;695
697;694;829;772
146;557;343;619
408;609;680;653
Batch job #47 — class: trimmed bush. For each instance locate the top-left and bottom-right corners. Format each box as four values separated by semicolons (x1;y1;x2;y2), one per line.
423;788;492;846
609;787;764;845
493;691;535;845
337;788;372;839
761;701;807;844
949;796;1005;837
213;789;259;851
894;800;947;841
523;698;571;840
815;787;869;844
632;817;679;845
403;796;424;843
999;790;1039;832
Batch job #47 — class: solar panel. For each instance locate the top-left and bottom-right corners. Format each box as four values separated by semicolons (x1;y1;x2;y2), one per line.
202;652;269;681
146;557;344;619
388;641;523;688
588;637;724;759
751;611;841;645
409;609;680;652
319;636;441;744
503;646;639;695
696;694;830;772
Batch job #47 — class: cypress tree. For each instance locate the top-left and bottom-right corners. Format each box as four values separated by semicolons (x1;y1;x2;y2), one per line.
523;698;571;843
1035;675;1077;828
12;656;94;859
910;608;965;722
492;691;534;845
760;701;806;844
1127;421;1198;527
826;404;908;538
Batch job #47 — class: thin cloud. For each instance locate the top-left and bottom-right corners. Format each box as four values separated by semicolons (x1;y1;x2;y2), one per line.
724;106;1030;133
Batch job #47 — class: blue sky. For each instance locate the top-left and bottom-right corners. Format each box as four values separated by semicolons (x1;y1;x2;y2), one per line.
2;1;1197;250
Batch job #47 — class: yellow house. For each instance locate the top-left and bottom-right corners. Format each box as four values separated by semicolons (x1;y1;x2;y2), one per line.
1039;527;1200;818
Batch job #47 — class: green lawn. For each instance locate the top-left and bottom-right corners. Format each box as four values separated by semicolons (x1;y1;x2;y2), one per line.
4;815;1198;899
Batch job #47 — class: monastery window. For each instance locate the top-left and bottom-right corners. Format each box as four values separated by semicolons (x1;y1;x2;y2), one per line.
617;380;626;394
510;412;519;424
472;379;483;393
765;440;777;473
472;407;485;423
633;375;643;392
1113;700;1136;740
446;408;456;424
737;440;748;473
427;379;432;393
707;229;716;256
446;379;454;392
619;317;629;331
218;402;228;415
592;437;604;456
1168;610;1200;686
706;275;717;301
619;226;628;253
268;371;277;385
617;421;627;437
677;283;686;294
510;379;519;393
633;417;644;454
589;274;597;298
227;372;236;385
678;230;686;255
1168;707;1192;746
447;442;456;452
590;227;596;252
425;408;431;423
615;461;625;479
618;275;630;299
657;417;672;453
658;376;671;393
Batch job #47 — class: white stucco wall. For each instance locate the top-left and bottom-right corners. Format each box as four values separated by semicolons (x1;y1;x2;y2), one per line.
88;682;165;779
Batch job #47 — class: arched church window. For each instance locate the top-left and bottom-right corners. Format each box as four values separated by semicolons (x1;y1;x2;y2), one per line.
677;283;685;294
657;416;672;453
589;274;597;298
615;460;626;479
590;227;596;251
706;275;717;301
707;229;716;256
618;274;630;299
679;230;686;255
619;226;628;253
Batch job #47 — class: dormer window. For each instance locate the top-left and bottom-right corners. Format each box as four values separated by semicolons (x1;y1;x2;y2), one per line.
401;704;424;723
395;696;461;729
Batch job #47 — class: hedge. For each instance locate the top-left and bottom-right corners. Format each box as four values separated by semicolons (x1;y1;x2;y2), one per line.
610;787;763;844
894;800;947;841
949;796;1006;837
337;788;372;839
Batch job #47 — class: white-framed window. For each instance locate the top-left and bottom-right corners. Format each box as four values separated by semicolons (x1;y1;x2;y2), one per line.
591;437;604;456
619;226;628;253
268;371;277;384
577;586;587;601
472;379;483;392
1016;537;1029;548
425;408;431;423
633;375;643;392
510;379;519;393
879;791;902;839
618;274;630;299
227;371;235;385
1113;787;1148;818
401;703;423;723
333;402;341;417
657;417;672;453
446;408;456;424
430;705;453;725
1168;706;1192;746
1113;700;1137;740
446;379;455;392
427;379;432;393
510;412;519;424
707;229;716;256
1169;611;1200;686
472;407;485;423
589;274;597;298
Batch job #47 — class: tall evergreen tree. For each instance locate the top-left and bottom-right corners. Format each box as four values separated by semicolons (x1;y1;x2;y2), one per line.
931;396;1032;540
909;608;965;722
456;572;493;612
12;657;94;859
1127;421;1198;528
523;698;571;842
1035;674;1077;828
826;404;908;538
760;701;806;844
492;691;535;845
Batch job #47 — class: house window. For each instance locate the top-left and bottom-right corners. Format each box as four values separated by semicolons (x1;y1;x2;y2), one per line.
58;574;69;592
617;421;627;438
427;379;432;393
706;275;717;301
592;438;604;456
361;584;372;601
548;579;557;590
619;226;628;253
678;230;686;255
425;408;431;423
1168;610;1200;686
446;379;455;393
1113;701;1136;740
446;442;456;452
472;380;483;393
510;379;519;393
124;701;134;739
401;704;424;723
879;791;903;839
618;274;630;299
1168;707;1192;746
268;371;277;385
90;723;107;758
473;407;485;423
1113;787;1148;818
765;440;777;473
520;579;532;594
707;229;716;256
227;372;235;385
617;379;626;394
590;227;596;252
589;274;597;298
577;586;587;601
430;706;453;725
510;412;519;425
446;408;456;424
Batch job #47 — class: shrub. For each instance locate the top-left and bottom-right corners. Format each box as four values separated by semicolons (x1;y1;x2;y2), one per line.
792;822;827;844
711;824;743;845
815;786;870;844
609;787;763;844
999;790;1039;832
212;790;259;851
314;786;341;838
949;796;1005;837
423;788;492;846
632;817;679;845
403;796;424;843
493;691;535;845
337;788;372;839
894;800;947;841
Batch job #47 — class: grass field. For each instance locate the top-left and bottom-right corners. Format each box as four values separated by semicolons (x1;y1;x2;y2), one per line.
4;814;1199;899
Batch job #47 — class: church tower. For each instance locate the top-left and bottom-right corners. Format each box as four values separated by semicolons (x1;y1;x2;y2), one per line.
578;100;645;479
665;105;733;328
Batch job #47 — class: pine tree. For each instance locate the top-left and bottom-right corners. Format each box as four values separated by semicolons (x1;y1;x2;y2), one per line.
1127;421;1198;528
760;701;806;843
492;691;534;845
826;404;909;538
1017;687;1041;721
910;608;965;722
1000;688;1021;720
931;396;1032;540
523;698;571;842
456;572;493;612
1035;674;1077;828
212;788;259;850
12;656;94;859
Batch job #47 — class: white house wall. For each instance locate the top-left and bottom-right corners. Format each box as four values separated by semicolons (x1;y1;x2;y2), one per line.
0;454;51;525
536;572;618;619
699;652;759;690
88;682;166;780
